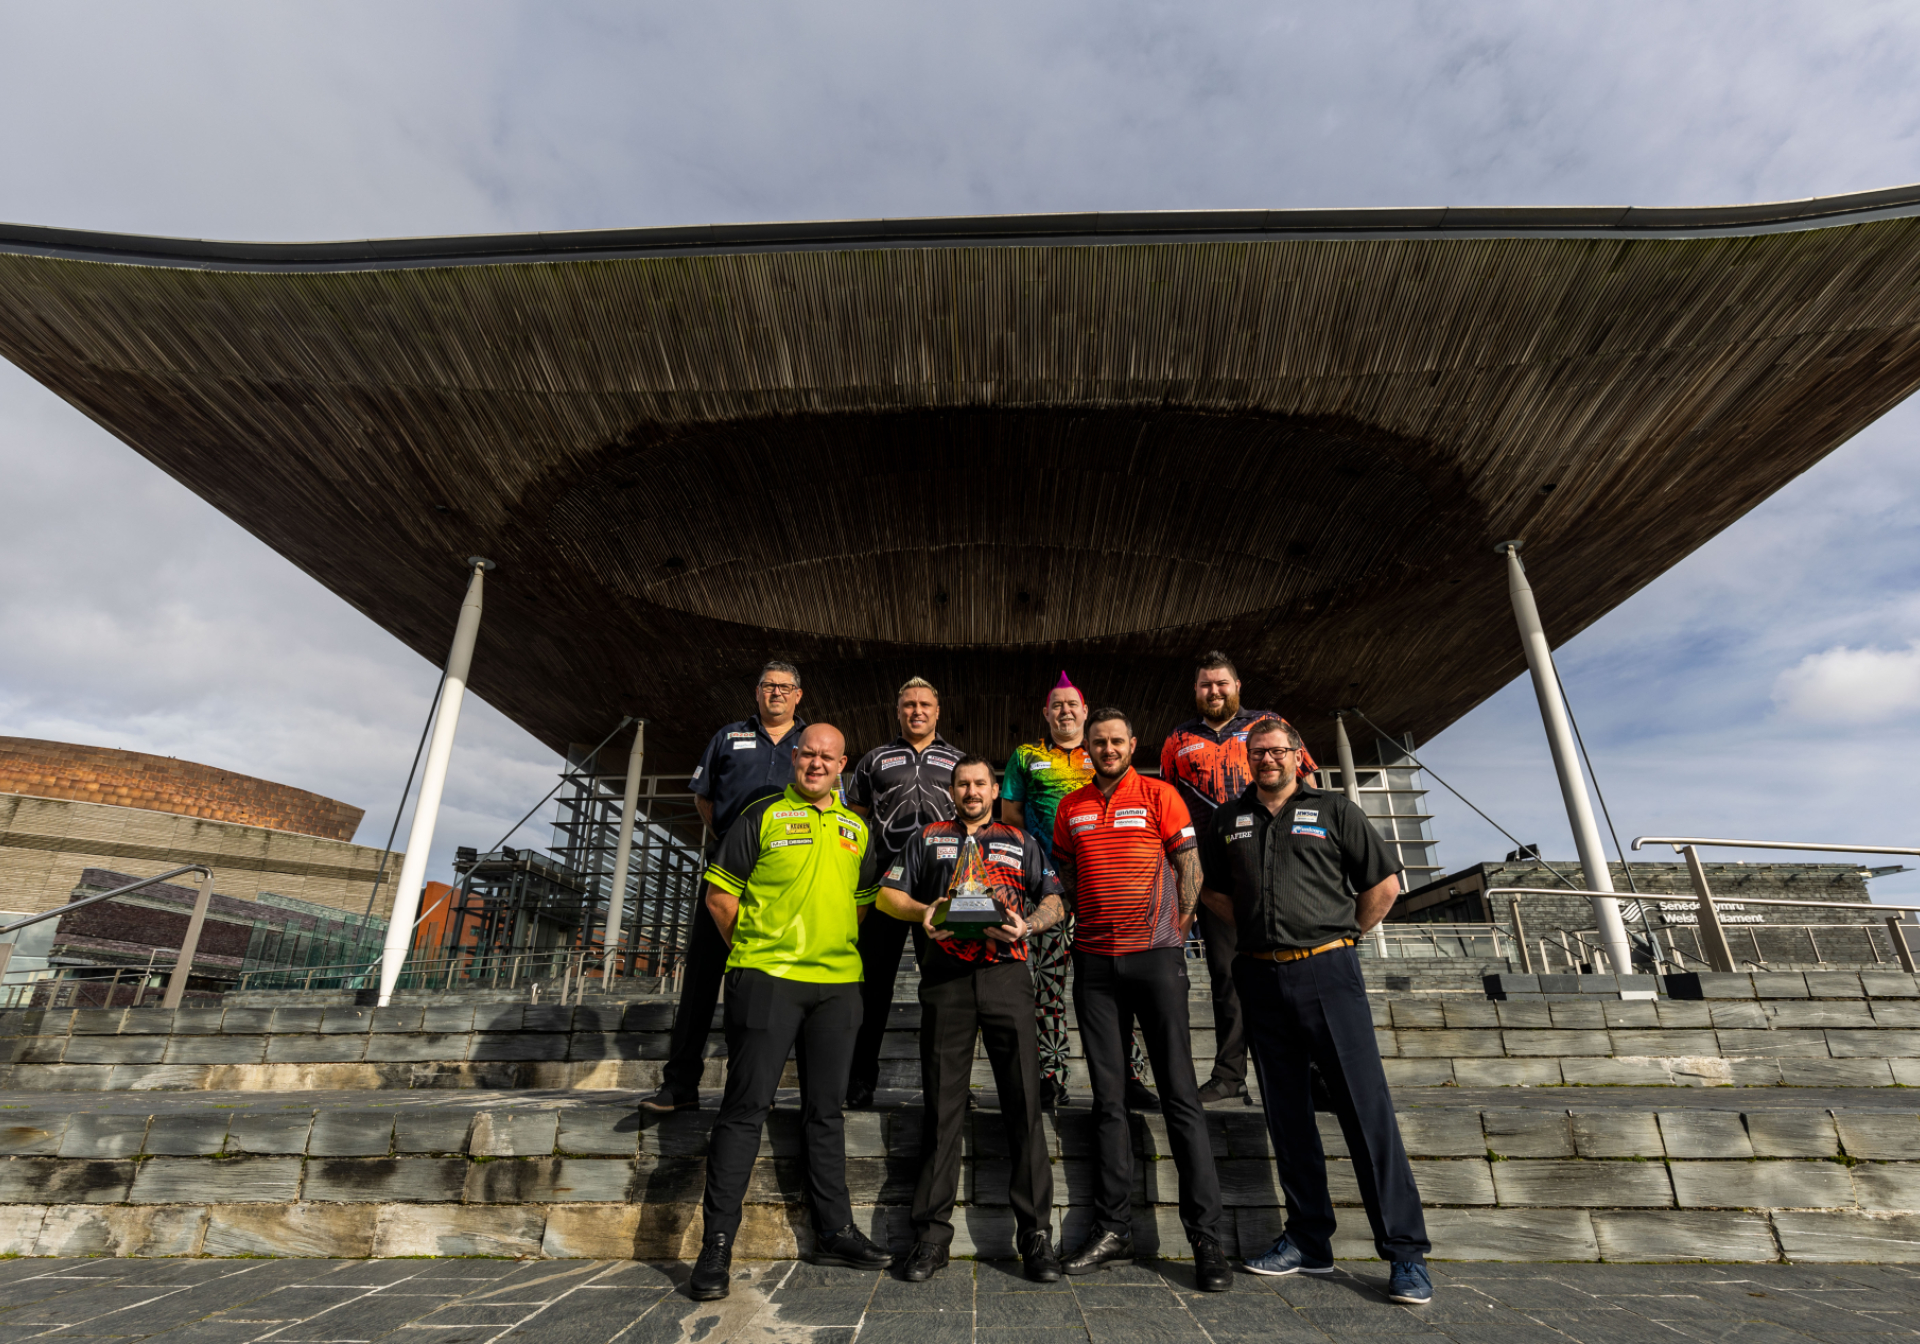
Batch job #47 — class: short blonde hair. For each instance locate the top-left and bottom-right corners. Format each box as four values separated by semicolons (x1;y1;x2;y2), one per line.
897;676;939;701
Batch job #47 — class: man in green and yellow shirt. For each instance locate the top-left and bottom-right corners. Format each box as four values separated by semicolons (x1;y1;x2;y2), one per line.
690;724;893;1300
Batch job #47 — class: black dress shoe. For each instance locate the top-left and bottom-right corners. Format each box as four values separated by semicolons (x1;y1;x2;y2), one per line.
1020;1229;1062;1283
688;1232;732;1300
1062;1229;1134;1276
901;1241;948;1282
1124;1079;1161;1112
844;1081;876;1110
1196;1078;1251;1107
811;1224;894;1270
1193;1233;1232;1292
640;1087;698;1114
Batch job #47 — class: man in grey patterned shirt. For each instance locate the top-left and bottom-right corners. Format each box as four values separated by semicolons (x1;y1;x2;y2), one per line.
841;676;962;1108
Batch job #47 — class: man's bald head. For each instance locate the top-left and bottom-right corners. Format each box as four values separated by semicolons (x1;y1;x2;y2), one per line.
791;723;848;802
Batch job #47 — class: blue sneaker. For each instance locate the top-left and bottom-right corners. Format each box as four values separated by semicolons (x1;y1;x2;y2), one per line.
1387;1260;1432;1305
1242;1233;1334;1276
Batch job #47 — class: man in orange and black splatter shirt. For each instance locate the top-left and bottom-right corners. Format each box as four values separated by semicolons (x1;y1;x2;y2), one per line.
1159;650;1317;1107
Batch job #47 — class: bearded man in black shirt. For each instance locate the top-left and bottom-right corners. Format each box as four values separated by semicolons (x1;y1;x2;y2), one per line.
1197;717;1433;1306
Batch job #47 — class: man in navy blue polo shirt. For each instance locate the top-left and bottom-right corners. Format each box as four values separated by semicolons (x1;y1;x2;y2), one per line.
641;661;807;1114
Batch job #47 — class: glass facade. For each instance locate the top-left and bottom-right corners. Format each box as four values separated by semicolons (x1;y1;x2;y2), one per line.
1316;734;1440;888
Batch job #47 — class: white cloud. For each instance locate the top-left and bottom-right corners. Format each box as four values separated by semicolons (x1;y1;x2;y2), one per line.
1773;644;1920;725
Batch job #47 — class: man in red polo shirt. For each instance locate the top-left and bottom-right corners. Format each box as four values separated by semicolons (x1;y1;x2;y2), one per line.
1050;708;1230;1292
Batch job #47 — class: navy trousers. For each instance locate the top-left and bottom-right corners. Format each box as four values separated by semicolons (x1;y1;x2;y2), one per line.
1234;946;1429;1265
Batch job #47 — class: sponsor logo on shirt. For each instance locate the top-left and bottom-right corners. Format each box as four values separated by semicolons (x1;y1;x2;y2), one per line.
1176;742;1207;757
837;822;862;844
727;731;756;739
1178;826;1195;839
1029;759;1052;770
731;741;758;750
987;842;1024;863
1292;824;1328;839
935;844;959;860
1294;809;1319;823
1114;817;1148;829
691;766;704;780
784;822;811;835
1066;812;1098;828
886;864;904;881
771;837;813;848
770;810;807;820
1227;831;1253;843
879;754;909;770
1234;814;1253;825
1115;807;1148;819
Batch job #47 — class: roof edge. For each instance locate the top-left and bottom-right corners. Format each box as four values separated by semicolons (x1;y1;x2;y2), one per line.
6;182;1920;272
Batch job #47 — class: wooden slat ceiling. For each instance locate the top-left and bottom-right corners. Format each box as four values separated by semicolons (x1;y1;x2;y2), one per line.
3;193;1920;775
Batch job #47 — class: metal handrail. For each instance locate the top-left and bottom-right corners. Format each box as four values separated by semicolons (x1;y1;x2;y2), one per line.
1490;885;1920;976
0;865;212;935
0;865;217;1010
1631;836;1920;858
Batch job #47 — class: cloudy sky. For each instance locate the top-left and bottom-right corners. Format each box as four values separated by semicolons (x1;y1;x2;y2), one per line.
2;1;1918;903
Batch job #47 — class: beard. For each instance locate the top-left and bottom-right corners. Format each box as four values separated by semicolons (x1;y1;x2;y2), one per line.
1092;756;1130;781
1199;689;1241;720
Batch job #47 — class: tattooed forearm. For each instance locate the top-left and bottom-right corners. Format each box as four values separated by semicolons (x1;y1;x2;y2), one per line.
1027;893;1067;934
1174;848;1202;922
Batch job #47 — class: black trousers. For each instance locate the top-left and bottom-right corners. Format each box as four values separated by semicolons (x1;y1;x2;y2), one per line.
660;898;730;1098
702;968;863;1239
1233;946;1429;1265
847;909;913;1095
1072;948;1225;1245
1195;904;1248;1086
913;959;1053;1248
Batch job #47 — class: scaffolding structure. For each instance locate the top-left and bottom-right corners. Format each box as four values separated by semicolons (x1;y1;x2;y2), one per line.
547;748;708;976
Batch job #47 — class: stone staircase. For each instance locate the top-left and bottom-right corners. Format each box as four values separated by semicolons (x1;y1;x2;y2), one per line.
0;964;1915;1264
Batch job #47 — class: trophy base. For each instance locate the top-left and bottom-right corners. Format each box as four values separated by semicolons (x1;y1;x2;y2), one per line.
941;897;1006;932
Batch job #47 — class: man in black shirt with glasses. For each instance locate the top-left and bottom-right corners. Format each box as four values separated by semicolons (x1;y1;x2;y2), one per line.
641;661;808;1115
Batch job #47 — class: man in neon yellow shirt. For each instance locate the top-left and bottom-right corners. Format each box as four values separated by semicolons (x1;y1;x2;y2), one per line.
690;724;892;1300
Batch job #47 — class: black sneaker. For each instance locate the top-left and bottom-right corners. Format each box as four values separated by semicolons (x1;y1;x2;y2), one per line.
1124;1079;1161;1112
1196;1078;1251;1107
641;1087;699;1114
844;1081;876;1110
1062;1229;1134;1276
1043;1077;1069;1110
811;1224;893;1270
900;1241;948;1282
689;1232;732;1300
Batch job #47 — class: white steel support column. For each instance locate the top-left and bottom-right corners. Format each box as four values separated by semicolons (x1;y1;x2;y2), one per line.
1498;542;1633;975
1335;714;1387;954
600;721;646;983
1333;712;1363;805
377;558;493;1007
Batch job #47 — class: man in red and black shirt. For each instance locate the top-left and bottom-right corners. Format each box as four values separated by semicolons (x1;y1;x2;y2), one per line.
1160;650;1319;1107
1050;709;1230;1292
877;755;1066;1285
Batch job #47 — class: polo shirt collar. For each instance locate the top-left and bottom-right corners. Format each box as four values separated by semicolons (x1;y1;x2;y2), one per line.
1234;780;1323;814
782;783;840;814
751;713;806;740
1179;708;1260;743
886;733;952;754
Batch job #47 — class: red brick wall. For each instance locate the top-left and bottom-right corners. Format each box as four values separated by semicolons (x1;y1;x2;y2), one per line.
0;738;364;841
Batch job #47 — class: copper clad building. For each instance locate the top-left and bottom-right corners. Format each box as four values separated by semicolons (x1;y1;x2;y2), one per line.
4;189;1920;769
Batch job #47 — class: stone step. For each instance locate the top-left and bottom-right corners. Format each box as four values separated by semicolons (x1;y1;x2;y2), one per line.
0;1093;1913;1262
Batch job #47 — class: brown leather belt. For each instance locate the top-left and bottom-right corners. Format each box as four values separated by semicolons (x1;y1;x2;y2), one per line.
1242;937;1356;964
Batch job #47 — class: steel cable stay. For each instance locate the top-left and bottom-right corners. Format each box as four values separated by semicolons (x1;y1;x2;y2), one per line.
1345;706;1583;893
359;662;449;923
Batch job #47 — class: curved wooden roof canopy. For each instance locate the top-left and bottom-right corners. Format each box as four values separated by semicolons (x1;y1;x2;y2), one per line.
4;187;1920;773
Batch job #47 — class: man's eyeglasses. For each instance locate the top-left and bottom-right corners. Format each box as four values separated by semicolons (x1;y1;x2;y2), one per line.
757;681;800;698
1248;746;1299;762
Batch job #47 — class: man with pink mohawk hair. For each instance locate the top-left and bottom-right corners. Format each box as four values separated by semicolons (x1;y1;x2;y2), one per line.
1001;672;1155;1112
